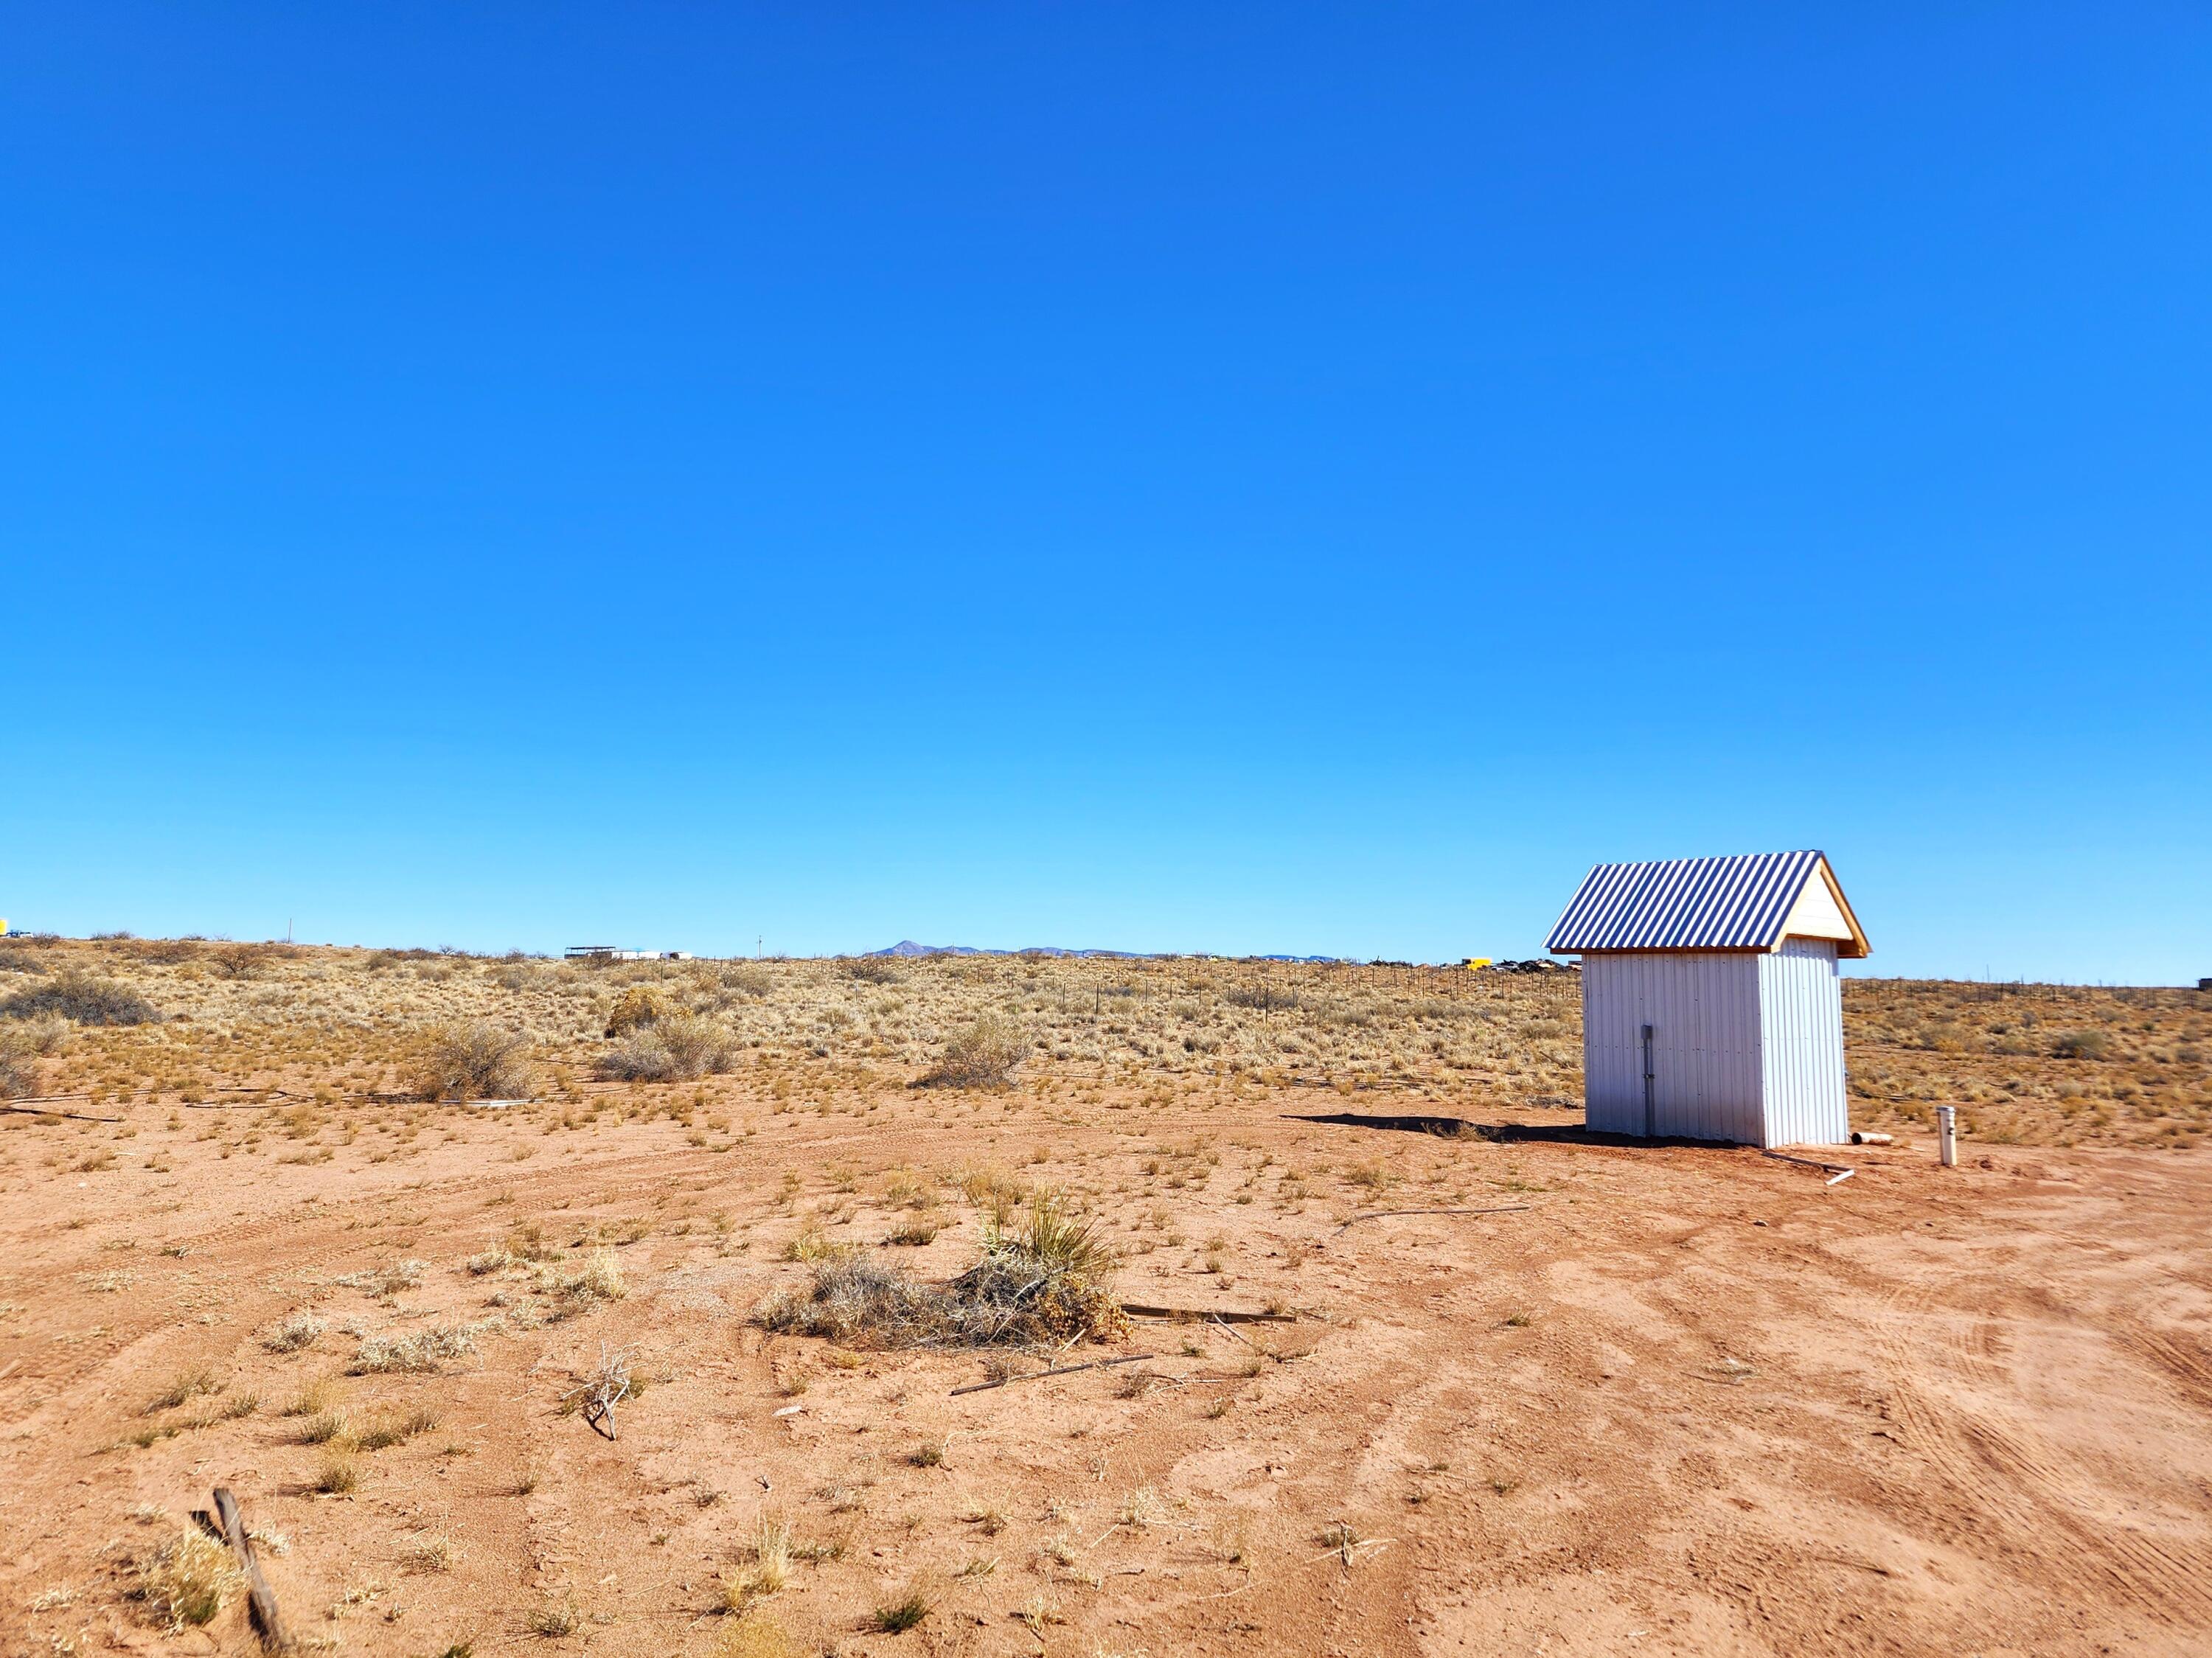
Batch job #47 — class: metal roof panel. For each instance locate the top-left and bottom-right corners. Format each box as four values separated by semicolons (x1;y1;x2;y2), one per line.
1545;850;1836;954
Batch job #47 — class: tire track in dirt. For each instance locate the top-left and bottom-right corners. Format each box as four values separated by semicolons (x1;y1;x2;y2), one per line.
1866;1269;2212;1630
2118;1327;2212;1415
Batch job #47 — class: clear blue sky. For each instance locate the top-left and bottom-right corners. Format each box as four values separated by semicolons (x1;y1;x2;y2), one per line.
2;5;2207;982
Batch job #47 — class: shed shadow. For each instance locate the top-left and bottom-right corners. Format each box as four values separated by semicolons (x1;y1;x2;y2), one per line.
1282;1111;1741;1150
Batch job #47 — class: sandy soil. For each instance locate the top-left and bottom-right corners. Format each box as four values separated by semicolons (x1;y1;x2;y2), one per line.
4;1077;2210;1658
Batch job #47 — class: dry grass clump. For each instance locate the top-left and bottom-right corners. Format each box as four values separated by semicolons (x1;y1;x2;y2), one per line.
597;1012;737;1081
533;1249;628;1312
145;1365;221;1414
718;1516;793;1610
349;1321;484;1374
263;1309;327;1352
403;1531;456;1572
526;1596;582;1637
759;1190;1124;1350
412;1020;537;1101
355;1404;441;1450
871;1588;932;1633
136;1527;243;1629
916;1011;1028;1089
715;1612;798;1658
299;1407;349;1444
315;1446;362;1492
335;1258;425;1296
2;969;162;1027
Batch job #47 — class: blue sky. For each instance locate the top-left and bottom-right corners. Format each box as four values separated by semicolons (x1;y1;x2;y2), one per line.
1;4;2207;981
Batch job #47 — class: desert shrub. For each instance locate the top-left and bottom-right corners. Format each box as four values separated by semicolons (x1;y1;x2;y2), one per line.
0;1020;59;1098
757;1190;1123;1351
915;1012;1028;1089
211;942;271;979
349;1321;484;1374
413;1021;537;1101
138;1528;242;1630
604;984;669;1037
757;1256;944;1345
127;938;202;965
2053;1030;2110;1060
841;955;905;984
0;946;47;975
597;1013;736;1081
946;1190;1125;1346
1;969;162;1026
1225;984;1307;1013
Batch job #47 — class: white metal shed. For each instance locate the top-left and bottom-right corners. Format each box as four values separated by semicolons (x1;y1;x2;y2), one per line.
1544;850;1869;1147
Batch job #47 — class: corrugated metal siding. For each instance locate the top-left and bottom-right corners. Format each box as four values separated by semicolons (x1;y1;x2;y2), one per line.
1582;953;1763;1143
1545;850;1823;954
1757;938;1848;1146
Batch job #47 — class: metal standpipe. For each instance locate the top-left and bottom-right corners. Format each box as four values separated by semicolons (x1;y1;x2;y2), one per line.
1936;1104;1958;1168
1641;1023;1656;1140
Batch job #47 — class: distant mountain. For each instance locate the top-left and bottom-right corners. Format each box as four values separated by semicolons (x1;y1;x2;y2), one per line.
866;941;1347;961
869;941;1127;958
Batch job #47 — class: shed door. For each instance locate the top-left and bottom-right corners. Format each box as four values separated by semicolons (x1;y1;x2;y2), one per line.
1584;953;1763;1143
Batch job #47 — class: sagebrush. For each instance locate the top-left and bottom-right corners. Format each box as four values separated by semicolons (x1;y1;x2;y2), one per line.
916;1011;1028;1089
413;1020;537;1100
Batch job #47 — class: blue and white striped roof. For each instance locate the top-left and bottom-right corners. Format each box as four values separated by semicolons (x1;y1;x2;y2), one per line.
1545;850;1860;955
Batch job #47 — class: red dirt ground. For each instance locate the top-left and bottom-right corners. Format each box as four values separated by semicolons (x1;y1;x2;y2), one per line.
4;1084;2210;1657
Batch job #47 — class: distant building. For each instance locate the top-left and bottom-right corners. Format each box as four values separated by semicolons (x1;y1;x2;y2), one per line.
565;947;692;962
1545;851;1868;1147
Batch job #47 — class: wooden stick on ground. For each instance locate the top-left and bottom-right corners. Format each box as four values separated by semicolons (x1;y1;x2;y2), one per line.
950;1353;1158;1397
1336;1205;1529;1230
212;1486;292;1651
1121;1303;1297;1324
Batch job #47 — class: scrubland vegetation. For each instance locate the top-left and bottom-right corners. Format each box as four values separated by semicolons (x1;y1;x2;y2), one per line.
0;934;2206;1655
0;933;2202;1146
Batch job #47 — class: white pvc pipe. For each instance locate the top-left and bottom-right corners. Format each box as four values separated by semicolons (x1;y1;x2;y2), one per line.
1936;1104;1957;1168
